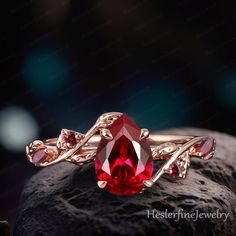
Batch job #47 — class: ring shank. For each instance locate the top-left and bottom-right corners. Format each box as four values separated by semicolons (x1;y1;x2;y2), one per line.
45;134;194;147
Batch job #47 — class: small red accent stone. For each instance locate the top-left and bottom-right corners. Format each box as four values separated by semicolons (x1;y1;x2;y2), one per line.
171;164;179;178
32;149;47;164
66;132;77;146
195;138;214;157
95;114;153;195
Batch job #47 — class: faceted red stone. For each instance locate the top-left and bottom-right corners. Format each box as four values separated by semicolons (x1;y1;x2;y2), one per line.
32;146;58;164
95;114;153;195
66;132;77;146
195;138;214;157
32;149;47;164
171;164;179;178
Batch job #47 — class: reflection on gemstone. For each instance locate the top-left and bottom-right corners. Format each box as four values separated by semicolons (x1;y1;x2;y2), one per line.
95;114;153;195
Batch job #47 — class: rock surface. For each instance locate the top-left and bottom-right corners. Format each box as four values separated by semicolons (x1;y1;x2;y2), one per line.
14;128;236;236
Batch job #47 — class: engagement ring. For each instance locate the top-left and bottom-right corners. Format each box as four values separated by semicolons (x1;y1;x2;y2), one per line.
26;112;216;195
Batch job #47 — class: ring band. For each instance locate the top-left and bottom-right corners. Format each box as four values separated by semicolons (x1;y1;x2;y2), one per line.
26;112;216;195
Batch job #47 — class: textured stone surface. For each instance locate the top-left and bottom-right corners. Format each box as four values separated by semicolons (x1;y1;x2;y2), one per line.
14;128;236;236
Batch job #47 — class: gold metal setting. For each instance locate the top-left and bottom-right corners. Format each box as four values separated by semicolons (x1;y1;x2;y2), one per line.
26;112;216;193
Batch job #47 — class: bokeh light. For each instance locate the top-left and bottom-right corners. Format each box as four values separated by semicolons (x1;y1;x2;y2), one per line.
122;79;192;130
23;47;69;96
0;107;39;152
215;70;236;111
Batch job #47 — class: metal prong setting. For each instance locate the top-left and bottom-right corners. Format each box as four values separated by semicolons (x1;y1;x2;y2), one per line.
100;128;113;140
96;112;122;128
97;181;107;189
140;128;149;140
143;180;153;188
26;140;45;162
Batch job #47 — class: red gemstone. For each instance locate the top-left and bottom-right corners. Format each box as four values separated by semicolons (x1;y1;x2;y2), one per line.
171;164;179;178
32;149;47;164
66;132;77;146
95;114;153;195
195;138;214;157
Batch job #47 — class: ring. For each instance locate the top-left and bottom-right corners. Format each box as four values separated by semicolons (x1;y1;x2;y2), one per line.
26;112;216;195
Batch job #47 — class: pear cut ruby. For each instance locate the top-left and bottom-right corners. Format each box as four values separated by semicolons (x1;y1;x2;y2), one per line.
32;149;47;164
95;114;153;195
31;146;58;165
195;138;215;158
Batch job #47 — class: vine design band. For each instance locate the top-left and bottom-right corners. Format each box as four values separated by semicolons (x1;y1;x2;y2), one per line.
26;112;216;195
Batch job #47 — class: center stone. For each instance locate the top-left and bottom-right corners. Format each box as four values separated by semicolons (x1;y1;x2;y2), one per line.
95;114;153;195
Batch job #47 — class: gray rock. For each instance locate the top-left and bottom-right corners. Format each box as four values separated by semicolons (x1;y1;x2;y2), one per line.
14;128;236;236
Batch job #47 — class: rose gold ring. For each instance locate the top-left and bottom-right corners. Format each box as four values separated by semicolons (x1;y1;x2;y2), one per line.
26;112;216;195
